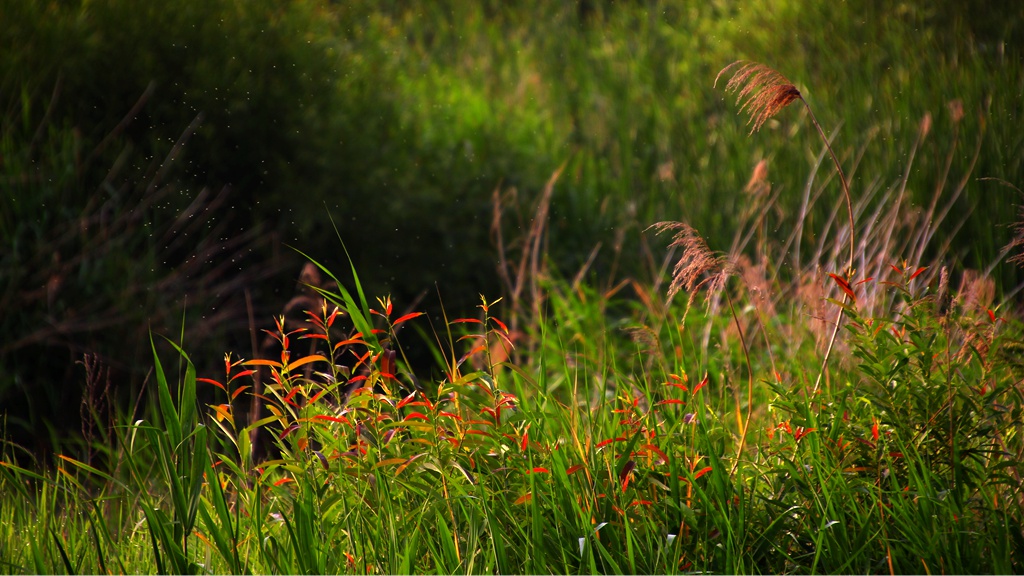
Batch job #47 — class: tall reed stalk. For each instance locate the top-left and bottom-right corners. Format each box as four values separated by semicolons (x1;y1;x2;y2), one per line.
716;61;855;394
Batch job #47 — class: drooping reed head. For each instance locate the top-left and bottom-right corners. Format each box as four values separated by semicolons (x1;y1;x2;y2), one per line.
716;61;803;134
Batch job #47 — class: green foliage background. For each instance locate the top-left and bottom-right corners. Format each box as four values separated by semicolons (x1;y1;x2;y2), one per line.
1;0;1022;447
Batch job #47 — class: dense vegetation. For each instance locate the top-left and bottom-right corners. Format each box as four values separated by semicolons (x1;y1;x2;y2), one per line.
2;0;1023;573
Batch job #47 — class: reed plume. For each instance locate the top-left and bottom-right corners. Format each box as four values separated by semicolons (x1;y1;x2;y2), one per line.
648;222;731;306
715;62;801;134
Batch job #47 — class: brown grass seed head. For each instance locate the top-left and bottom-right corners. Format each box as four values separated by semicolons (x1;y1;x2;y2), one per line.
649;222;731;303
716;61;802;133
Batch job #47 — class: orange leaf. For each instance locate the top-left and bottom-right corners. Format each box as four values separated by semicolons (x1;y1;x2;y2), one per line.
326;307;341;328
243;359;283;368
909;266;928;280
566;464;585;475
228;369;256;383
656;399;685;406
287;355;328;372
490;317;509;334
283;387;302;406
462;344;487;358
197;378;226;391
273;477;294;487
694;466;713;479
529;467;550;474
596;436;625;449
828;273;856;301
334;338;368;350
395;453;426;476
211;404;232;423
793;427;816;441
514;493;533;505
451;318;483;325
375;457;408;468
693;373;709;395
396;392;417;410
641;443;669;462
313;414;350;425
230;385;251;400
393;312;424;326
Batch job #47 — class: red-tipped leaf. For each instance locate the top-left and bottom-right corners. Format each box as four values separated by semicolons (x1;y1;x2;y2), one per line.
693;373;709;395
828;273;856;301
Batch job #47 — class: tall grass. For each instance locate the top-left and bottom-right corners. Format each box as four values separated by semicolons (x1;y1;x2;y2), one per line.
4;168;1023;572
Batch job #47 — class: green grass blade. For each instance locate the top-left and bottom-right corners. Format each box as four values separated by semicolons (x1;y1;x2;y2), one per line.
150;333;182;448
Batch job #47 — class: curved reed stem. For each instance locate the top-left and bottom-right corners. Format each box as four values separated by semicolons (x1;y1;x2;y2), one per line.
717;60;856;393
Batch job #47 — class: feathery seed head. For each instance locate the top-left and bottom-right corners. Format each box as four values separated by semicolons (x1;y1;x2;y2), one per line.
716;61;802;133
648;222;731;304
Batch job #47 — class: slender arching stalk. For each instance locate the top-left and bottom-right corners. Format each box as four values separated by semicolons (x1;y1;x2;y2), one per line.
801;103;855;273
717;60;856;393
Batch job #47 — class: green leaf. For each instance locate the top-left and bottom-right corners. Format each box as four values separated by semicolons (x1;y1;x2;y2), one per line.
150;333;182;449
